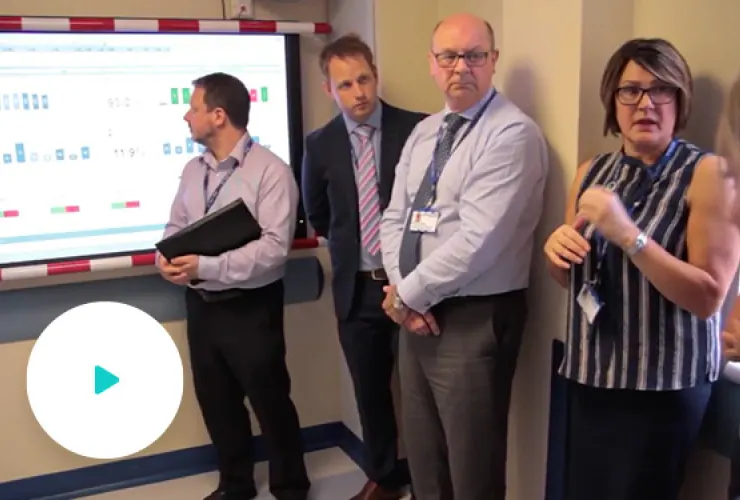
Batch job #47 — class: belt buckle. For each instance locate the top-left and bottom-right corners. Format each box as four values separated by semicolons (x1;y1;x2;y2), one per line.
370;269;386;281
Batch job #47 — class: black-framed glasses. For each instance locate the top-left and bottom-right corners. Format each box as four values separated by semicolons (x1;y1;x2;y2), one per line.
616;85;677;105
434;50;490;68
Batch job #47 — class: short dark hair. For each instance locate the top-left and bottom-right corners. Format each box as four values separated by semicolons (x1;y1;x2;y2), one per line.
319;34;376;79
600;38;693;136
192;72;250;129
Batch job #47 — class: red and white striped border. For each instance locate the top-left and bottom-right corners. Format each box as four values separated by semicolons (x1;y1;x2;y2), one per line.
0;16;332;35
0;237;327;282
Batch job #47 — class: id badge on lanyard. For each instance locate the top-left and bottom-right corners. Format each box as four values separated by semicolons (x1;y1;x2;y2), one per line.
578;139;676;324
409;90;497;234
202;138;254;215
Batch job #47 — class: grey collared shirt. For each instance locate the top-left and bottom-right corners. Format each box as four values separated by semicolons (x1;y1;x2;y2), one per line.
342;103;384;271
380;89;549;313
162;132;298;290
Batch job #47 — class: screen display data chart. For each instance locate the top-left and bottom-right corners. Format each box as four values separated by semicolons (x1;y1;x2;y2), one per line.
0;31;294;266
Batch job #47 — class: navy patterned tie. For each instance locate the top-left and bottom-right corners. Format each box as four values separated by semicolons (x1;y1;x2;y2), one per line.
398;113;467;277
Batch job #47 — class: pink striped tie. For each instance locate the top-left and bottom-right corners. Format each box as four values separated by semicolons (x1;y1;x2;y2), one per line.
353;125;381;256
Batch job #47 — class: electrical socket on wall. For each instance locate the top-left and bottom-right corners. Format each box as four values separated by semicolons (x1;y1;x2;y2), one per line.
226;0;255;19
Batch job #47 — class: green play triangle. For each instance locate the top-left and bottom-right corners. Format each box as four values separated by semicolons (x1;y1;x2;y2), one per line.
95;365;119;395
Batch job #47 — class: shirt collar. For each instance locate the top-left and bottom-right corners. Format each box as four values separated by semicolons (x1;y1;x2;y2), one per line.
342;100;383;135
443;87;495;121
201;131;251;170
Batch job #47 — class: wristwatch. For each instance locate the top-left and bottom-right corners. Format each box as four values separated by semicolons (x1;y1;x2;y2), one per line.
625;231;648;257
393;293;406;312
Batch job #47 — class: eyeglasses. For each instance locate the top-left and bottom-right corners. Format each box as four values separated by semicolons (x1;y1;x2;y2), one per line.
434;51;490;68
616;85;677;105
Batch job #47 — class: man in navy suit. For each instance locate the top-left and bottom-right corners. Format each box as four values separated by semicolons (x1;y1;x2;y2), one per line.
301;34;426;500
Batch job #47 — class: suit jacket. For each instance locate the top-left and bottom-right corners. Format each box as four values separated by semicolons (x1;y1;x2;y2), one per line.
301;100;427;321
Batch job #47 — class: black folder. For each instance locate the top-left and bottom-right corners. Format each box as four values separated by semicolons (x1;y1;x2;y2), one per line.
155;198;262;261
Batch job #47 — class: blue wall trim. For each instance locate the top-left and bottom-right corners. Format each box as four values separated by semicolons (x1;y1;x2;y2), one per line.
0;256;324;344
545;339;567;500
0;423;393;500
0;422;345;500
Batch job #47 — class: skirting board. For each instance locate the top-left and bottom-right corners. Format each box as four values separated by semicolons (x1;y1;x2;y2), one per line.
0;422;347;500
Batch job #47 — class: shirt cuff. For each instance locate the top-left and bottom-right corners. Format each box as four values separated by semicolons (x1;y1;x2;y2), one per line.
387;267;402;286
397;272;434;313
197;255;220;281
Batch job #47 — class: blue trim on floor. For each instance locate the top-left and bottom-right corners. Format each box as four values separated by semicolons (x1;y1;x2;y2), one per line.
337;423;409;492
337;424;365;468
545;339;567;500
0;422;345;500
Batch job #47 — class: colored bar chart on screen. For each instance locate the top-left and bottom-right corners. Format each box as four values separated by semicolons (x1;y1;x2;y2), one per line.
169;87;191;105
0;210;19;218
0;145;89;164
51;205;80;214
1;93;50;111
163;139;198;156
15;143;25;163
248;87;269;103
111;201;140;210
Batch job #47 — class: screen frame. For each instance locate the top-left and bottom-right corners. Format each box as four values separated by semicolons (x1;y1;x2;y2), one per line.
0;23;308;270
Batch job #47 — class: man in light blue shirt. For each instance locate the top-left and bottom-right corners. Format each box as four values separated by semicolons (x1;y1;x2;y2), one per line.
379;13;548;500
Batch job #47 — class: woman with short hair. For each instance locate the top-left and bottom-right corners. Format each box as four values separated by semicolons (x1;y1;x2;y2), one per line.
544;38;740;500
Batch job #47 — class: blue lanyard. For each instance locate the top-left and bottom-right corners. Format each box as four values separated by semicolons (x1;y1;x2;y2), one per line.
427;90;497;206
590;139;677;284
202;138;253;215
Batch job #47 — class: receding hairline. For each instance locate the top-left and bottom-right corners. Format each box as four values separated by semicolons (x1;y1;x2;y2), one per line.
431;17;496;50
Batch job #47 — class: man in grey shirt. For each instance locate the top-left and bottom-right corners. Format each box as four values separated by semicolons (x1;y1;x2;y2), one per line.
157;72;309;500
379;13;548;500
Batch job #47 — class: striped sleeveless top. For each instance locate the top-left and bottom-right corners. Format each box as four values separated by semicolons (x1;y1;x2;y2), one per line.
559;138;721;390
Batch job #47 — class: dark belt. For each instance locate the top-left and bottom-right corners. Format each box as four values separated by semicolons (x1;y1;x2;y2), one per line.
193;287;245;303
358;268;388;281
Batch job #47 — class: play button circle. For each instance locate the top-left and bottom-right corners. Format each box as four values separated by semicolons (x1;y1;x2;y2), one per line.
26;301;184;460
